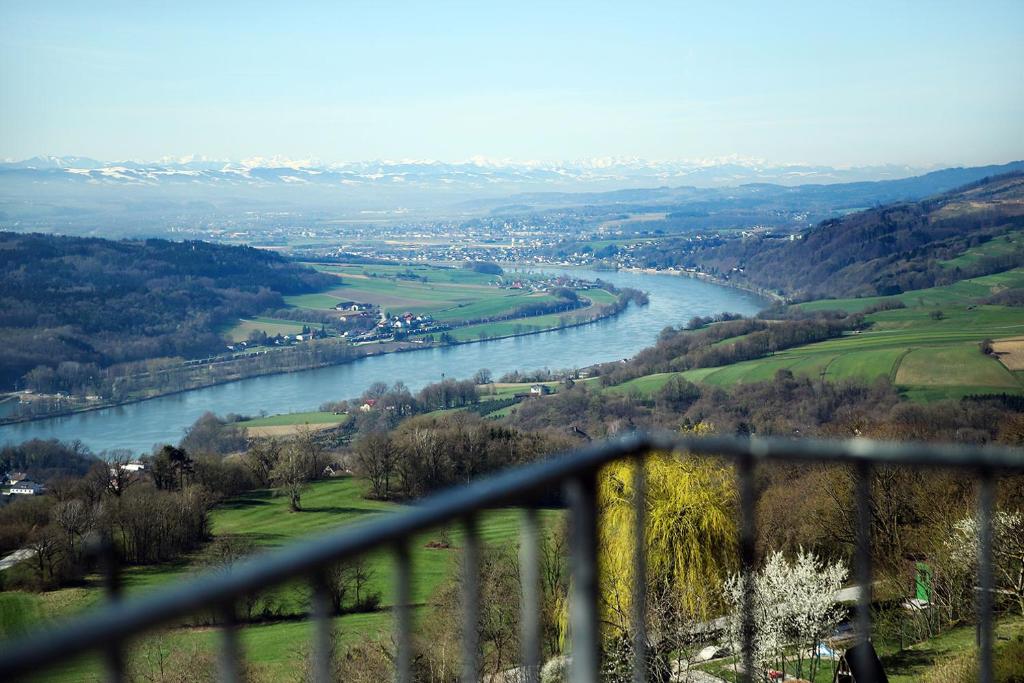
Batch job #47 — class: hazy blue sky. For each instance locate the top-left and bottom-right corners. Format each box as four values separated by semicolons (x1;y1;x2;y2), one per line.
1;1;1022;166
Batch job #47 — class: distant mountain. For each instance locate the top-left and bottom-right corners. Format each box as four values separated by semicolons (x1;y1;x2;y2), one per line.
0;155;929;191
0;155;1020;235
474;161;1024;210
690;172;1024;300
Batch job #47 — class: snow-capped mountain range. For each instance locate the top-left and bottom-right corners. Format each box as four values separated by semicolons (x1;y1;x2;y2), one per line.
5;155;1020;236
0;155;929;192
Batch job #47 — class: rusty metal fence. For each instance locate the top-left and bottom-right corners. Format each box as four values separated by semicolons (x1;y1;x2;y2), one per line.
1;432;1021;682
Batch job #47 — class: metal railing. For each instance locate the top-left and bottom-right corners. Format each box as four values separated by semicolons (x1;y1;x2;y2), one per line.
1;431;1022;682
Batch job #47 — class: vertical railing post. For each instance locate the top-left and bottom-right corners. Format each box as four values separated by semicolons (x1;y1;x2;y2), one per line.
520;508;542;683
99;535;125;683
462;515;481;683
566;471;600;683
632;455;648;683
854;462;874;682
394;541;413;683
978;470;995;683
310;571;333;683
736;454;757;683
218;603;242;683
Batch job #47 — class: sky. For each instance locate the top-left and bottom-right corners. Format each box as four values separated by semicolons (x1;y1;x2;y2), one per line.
1;1;1022;167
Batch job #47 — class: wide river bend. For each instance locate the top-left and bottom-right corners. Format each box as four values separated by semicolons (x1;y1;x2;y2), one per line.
0;269;765;453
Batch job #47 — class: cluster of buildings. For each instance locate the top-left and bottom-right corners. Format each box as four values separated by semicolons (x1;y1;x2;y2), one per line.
332;301;375;322
507;274;596;292
225;327;331;352
349;312;450;343
2;460;150;500
2;471;44;497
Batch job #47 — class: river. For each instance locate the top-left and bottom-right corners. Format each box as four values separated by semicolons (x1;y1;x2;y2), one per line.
0;269;765;453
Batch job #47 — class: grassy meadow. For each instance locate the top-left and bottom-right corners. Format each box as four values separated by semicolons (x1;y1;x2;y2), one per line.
235;411;350;437
2;477;561;681
939;230;1024;270
609;283;1024;401
226;316;307;342
224;263;625;348
798;267;1024;314
292;263;560;323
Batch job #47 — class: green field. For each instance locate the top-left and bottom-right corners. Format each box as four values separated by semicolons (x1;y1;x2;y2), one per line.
610;303;1024;401
225;316;307;342
287;264;619;335
291;263;546;322
610;266;1024;401
431;291;619;342
237;411;348;428
285;276;560;322
2;478;561;681
311;263;499;286
799;268;1024;314
940;231;1024;270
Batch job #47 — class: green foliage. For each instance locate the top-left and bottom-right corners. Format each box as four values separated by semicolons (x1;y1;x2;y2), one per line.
598;440;736;627
690;172;1024;300
0;231;334;389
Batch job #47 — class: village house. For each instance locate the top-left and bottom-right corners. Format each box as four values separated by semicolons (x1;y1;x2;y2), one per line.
529;384;551;396
108;461;146;478
7;480;44;496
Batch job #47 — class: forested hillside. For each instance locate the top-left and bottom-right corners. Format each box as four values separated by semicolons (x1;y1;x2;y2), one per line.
0;233;334;388
694;172;1024;299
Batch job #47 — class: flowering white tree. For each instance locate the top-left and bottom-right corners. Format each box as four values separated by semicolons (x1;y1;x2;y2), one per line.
723;550;847;682
947;510;1024;616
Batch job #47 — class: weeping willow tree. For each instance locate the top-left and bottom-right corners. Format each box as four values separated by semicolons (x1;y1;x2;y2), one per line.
596;424;738;677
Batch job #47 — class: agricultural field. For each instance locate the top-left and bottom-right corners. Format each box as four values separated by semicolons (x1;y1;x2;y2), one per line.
609;303;1024;401
437;294;616;342
225;316;307;342
289;263;619;327
4;477;561;681
236;411;349;437
290;263;560;322
992;337;1024;371
311;263;498;286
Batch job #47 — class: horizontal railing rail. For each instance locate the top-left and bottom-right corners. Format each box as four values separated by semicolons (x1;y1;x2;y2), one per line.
0;431;1021;682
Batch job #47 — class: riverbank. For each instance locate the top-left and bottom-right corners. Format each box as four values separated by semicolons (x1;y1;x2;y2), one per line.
0;269;766;452
619;266;787;304
510;261;782;305
0;340;413;426
0;291;634;427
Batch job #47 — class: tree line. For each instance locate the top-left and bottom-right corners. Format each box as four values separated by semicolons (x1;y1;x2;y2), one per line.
0;231;336;390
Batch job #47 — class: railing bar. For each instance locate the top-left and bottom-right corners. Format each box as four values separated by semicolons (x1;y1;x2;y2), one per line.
461;515;480;683
103;647;126;683
99;539;125;683
519;508;542;683
978;471;995;683
6;433;1024;679
737;454;756;683
310;572;332;683
854;462;874;683
632;454;648;683
394;541;413;683
567;471;600;683
217;604;241;683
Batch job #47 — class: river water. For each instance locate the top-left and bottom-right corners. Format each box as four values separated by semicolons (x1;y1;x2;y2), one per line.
0;269;765;453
